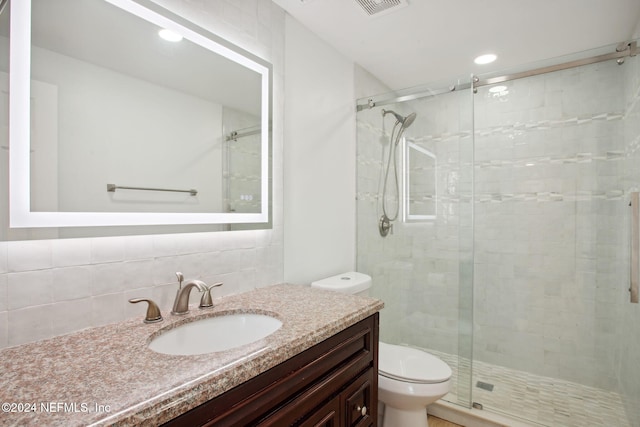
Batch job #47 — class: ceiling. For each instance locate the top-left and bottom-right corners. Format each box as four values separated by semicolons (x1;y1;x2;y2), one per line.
272;0;640;91
13;0;263;115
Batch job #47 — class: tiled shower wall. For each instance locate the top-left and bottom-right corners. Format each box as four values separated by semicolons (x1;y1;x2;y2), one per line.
0;0;285;349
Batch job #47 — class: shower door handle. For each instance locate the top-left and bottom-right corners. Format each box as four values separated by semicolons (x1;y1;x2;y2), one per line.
631;192;639;303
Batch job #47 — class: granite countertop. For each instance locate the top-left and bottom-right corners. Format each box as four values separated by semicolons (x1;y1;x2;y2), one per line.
0;284;383;427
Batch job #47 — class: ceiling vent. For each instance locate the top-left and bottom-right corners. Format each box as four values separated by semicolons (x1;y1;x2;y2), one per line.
354;0;408;17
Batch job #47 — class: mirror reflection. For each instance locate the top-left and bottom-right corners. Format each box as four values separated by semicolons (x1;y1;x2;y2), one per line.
1;0;271;238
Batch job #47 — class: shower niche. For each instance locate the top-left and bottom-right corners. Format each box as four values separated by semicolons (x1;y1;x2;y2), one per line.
403;142;436;221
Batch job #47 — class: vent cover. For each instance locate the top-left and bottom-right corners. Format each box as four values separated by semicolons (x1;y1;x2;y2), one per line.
354;0;408;17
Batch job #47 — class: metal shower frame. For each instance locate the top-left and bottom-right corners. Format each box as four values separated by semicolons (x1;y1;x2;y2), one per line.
356;41;638;110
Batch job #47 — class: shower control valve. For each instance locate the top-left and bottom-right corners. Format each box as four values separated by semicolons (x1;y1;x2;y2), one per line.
379;215;393;237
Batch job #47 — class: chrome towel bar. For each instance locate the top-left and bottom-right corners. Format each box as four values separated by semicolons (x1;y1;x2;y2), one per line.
107;184;197;196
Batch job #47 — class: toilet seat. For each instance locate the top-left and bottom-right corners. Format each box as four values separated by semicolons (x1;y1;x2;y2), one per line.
379;342;452;384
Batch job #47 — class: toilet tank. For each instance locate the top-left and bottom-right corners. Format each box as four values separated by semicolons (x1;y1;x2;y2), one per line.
311;272;371;297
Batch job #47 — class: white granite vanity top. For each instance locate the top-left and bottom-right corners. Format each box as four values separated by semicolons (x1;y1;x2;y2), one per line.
0;284;383;427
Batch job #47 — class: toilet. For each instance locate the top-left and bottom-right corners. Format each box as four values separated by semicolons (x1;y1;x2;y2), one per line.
311;272;452;427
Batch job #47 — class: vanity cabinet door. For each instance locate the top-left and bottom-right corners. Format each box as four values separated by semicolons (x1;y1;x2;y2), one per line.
342;369;374;427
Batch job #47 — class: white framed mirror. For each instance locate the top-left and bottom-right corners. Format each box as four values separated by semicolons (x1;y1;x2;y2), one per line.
7;0;271;231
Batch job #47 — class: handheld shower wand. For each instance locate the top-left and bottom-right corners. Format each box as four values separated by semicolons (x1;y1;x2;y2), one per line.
379;109;416;237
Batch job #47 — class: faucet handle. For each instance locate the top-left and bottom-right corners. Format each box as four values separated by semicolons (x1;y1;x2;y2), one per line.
199;282;223;308
129;298;163;324
175;272;184;289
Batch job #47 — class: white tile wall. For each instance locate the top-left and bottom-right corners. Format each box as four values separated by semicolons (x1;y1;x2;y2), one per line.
0;0;285;350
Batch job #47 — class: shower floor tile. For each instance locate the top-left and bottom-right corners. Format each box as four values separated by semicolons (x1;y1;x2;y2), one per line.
427;349;630;427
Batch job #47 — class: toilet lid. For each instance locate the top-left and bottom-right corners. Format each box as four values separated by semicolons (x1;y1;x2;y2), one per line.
379;342;452;384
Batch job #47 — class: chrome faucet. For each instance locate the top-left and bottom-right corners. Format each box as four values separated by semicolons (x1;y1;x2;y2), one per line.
171;272;223;315
171;279;208;315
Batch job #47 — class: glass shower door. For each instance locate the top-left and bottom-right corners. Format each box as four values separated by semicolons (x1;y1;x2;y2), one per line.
470;56;632;426
355;75;475;409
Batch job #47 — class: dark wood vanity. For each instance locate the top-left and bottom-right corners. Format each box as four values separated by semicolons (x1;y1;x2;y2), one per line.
162;313;379;427
0;284;383;426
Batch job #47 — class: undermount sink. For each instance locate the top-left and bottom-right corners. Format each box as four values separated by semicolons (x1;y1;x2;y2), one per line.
148;313;282;356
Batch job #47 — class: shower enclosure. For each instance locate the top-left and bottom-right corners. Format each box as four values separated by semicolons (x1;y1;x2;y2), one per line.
222;108;263;216
356;41;640;427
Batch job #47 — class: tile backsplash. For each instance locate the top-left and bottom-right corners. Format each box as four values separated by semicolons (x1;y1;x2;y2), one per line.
0;229;283;348
0;228;282;347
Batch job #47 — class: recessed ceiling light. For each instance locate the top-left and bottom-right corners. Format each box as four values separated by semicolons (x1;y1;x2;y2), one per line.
474;53;497;65
489;85;508;93
158;29;183;42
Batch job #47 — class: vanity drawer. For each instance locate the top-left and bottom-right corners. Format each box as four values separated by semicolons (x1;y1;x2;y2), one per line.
298;397;340;427
257;361;375;426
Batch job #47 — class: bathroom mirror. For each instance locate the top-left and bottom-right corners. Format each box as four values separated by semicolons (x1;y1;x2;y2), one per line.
403;142;436;221
5;0;271;234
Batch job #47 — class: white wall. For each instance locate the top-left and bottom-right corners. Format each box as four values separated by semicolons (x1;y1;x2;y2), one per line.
282;16;356;284
354;65;391;103
32;46;224;214
0;0;285;349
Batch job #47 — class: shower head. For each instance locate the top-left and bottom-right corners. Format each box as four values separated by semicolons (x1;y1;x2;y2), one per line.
382;109;416;130
402;112;417;129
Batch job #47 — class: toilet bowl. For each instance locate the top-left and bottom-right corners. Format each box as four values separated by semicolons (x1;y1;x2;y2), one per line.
378;342;451;427
311;272;453;427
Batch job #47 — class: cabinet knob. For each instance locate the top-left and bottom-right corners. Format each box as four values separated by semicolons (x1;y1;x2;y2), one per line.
357;405;367;416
